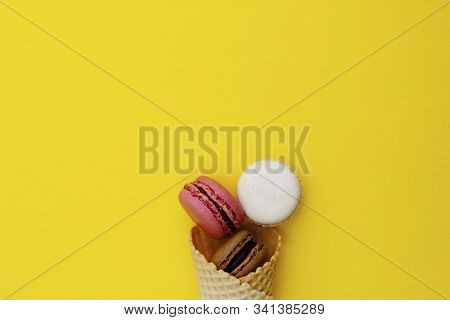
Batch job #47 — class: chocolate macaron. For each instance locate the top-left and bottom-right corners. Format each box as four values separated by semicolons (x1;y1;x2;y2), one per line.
211;230;266;278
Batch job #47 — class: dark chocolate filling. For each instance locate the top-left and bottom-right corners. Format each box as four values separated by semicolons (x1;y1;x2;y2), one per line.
193;183;236;232
224;240;256;273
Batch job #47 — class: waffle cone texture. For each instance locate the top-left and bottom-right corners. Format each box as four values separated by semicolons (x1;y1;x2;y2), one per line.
190;224;281;299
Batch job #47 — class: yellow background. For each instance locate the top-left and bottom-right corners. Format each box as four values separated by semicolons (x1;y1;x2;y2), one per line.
1;0;449;299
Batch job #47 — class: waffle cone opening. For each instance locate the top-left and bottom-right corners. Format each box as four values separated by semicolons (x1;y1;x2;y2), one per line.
190;223;281;299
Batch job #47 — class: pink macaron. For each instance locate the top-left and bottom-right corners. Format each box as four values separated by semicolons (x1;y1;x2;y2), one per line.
179;176;245;239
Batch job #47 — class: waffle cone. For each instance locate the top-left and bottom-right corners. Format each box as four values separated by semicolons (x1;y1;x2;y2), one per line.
190;223;281;299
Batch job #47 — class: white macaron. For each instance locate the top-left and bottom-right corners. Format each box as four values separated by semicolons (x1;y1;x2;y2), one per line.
237;160;302;225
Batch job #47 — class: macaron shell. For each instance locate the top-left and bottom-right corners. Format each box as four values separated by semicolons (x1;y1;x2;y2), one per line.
238;160;301;226
232;243;266;278
197;176;245;224
211;230;266;278
179;189;228;239
210;230;251;268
